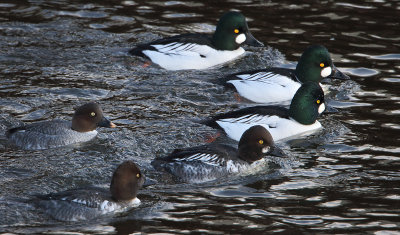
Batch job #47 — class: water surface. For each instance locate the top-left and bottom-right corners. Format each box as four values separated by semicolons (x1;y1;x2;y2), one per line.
0;0;399;234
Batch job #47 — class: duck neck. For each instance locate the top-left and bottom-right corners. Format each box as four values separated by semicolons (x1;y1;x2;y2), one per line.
289;99;318;125
238;146;263;163
212;31;238;51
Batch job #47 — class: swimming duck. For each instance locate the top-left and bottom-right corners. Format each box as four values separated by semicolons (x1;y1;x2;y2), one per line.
6;102;116;150
204;82;325;142
224;45;349;104
129;11;264;70
35;160;144;221
152;125;285;183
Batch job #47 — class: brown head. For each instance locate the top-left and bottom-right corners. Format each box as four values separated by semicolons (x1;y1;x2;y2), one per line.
71;102;116;132
110;160;145;202
238;125;286;163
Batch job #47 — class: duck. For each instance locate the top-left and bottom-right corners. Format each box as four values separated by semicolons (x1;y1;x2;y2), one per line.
35;160;145;222
203;82;325;142
224;45;349;104
129;11;264;70
151;125;286;183
6;102;116;150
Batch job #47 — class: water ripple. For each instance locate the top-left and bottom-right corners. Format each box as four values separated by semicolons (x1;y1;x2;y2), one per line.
0;0;399;234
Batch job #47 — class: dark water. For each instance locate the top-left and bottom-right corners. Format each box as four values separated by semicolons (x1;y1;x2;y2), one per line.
1;0;399;234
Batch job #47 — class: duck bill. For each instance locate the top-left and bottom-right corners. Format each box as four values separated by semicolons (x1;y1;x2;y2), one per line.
269;146;287;158
98;116;117;128
329;65;350;80
245;31;264;47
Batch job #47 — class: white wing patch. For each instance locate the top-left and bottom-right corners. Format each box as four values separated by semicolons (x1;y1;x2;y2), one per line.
174;153;223;166
222;114;279;126
143;42;245;70
216;114;280;142
228;72;302;104
152;42;210;57
71;198;87;205
216;114;322;142
236;71;288;84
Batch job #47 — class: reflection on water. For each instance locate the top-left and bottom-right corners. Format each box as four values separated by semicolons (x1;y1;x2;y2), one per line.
0;0;400;233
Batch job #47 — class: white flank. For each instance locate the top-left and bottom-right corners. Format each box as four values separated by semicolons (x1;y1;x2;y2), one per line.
216;114;322;142
67;129;98;145
68;130;98;145
228;72;301;104
226;160;243;173
235;34;246;44
130;197;141;205
143;42;245;70
100;200;110;210
100;197;140;214
321;66;332;77
318;103;326;114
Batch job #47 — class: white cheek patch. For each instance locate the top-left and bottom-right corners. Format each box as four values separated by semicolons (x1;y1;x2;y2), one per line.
318;103;326;114
321;66;332;77
235;34;246;44
262;146;270;153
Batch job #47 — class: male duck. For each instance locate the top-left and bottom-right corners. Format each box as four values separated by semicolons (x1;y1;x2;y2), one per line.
224;45;349;104
129;11;264;70
204;82;325;142
152;125;286;183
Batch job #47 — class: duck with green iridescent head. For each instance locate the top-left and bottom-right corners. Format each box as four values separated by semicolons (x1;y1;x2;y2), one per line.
129;11;263;70
224;45;349;104
204;82;326;142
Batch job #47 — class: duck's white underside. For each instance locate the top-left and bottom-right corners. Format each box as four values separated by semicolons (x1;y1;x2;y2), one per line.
216;114;322;142
143;42;245;70
228;72;302;104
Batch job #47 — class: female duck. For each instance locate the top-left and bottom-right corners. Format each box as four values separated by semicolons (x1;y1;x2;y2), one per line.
36;160;145;221
129;11;263;70
224;45;349;104
204;82;325;142
152;125;286;183
6;102;116;150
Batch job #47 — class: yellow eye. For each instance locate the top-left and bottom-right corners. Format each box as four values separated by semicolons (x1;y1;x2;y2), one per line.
258;139;264;145
136;173;140;178
320;63;324;68
234;29;239;34
90;112;96;117
317;99;321;104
